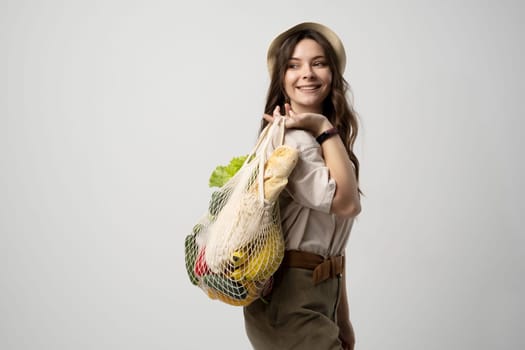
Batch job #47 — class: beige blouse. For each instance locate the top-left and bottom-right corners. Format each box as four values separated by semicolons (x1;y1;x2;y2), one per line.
273;128;355;257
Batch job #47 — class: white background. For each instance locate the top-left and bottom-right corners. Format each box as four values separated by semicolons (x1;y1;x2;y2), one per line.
2;0;524;349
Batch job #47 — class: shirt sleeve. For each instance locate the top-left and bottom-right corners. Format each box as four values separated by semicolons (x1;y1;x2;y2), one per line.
284;144;336;214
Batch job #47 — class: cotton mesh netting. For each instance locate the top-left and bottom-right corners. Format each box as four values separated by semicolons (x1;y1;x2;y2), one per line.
184;118;298;306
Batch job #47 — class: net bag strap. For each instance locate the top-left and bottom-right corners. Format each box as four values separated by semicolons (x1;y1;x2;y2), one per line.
239;117;286;202
257;118;286;202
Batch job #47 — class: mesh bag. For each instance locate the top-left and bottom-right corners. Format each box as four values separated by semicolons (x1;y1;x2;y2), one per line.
184;117;298;306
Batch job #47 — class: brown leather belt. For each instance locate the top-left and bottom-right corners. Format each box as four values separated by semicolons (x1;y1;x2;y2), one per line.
281;250;345;285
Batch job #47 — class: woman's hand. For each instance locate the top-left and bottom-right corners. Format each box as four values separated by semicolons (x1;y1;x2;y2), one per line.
264;104;361;218
263;104;333;137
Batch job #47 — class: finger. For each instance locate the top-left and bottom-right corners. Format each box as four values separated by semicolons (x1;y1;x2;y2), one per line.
284;103;291;116
283;116;296;129
273;105;281;117
287;105;296;117
263;113;274;123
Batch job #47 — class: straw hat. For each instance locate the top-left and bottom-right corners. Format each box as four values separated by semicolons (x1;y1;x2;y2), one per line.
266;22;346;76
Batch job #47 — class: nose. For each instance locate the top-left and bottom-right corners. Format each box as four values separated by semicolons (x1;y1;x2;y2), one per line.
301;64;315;79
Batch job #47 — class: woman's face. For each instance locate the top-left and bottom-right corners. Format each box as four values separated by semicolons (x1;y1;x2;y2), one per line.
284;38;332;114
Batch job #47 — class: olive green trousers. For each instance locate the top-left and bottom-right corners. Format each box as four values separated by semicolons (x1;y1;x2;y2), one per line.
243;267;345;349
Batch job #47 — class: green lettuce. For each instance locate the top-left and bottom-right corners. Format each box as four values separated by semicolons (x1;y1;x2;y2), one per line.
208;155;248;188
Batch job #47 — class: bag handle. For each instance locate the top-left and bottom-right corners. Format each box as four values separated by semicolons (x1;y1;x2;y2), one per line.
256;117;286;202
240;117;286;170
232;117;287;202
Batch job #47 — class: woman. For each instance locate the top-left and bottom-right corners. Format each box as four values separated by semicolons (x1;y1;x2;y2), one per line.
243;22;362;350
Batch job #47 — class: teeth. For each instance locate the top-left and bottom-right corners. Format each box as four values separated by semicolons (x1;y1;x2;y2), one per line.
299;86;318;90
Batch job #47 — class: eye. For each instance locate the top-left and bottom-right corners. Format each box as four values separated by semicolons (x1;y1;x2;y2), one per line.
288;63;299;69
313;61;327;67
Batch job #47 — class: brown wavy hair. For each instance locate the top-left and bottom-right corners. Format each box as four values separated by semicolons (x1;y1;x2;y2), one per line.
261;29;361;193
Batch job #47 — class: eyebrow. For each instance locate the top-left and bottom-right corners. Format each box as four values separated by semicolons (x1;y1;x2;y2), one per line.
289;55;326;61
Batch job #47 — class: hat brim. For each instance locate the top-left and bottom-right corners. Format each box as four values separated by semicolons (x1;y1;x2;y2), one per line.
266;22;346;76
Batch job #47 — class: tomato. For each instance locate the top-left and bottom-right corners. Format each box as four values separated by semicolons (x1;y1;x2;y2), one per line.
194;248;210;276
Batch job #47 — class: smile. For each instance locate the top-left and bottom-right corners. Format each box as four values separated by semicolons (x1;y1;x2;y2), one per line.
296;85;322;91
